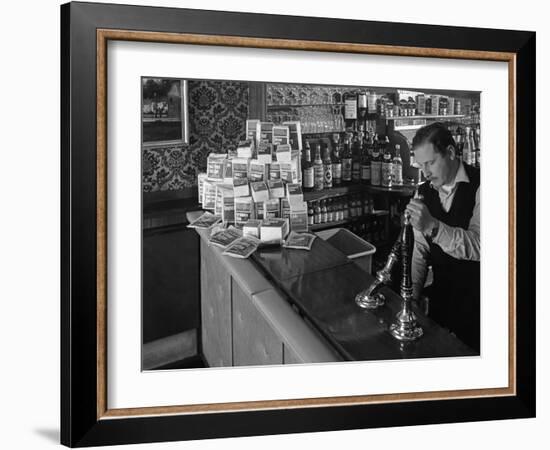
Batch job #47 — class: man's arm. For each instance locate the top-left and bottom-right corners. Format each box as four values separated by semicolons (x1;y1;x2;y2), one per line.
432;187;480;261
412;228;430;300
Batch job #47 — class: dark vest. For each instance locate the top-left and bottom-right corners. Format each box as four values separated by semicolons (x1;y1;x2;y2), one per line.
418;164;480;352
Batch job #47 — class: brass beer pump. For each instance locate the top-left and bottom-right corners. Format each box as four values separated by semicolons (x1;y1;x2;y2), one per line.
355;203;423;342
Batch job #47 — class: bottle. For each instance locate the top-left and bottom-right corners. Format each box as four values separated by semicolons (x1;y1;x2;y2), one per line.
314;201;321;224
370;134;382;186
320;199;328;223
361;131;372;184
409;147;421;184
331;134;342;186
463;126;472;165
475;125;481;168
342;196;349;220
341;135;353;183
381;136;393;187
313;144;324;191
327;198;334;222
323;144;333;189
455;127;464;162
343;91;357;131
351;131;362;183
302;140;314;191
357;92;368;127
307;202;314;227
392;144;403;185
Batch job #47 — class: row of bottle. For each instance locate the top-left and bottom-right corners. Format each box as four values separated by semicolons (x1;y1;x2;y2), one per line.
306;193;376;226
301;130;404;191
454;125;481;168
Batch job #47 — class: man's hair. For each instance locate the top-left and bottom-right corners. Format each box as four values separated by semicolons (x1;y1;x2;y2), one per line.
412;122;456;154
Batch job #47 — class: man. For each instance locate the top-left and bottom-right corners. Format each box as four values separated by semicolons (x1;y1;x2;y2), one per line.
405;122;480;352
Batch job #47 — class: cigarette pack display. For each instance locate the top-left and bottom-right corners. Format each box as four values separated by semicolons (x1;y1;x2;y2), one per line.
223;158;233;184
232;158;250;183
282;121;303;151
250;181;270;203
236;139;254;159
280;198;291;220
248;160;268;182
286;183;303;207
206;153;227;181
269;162;281;180
255;201;265;220
289;209;308;233
216;185;235;223
243;219;262;239
282;231;317;250
209;226;242;248
233;178;250;198
197;173;207;205
256;142;273;164
260;122;274;145
222;235;261;259
260;218;289;243
263;198;281;219
234;196;254;227
187;211;222;229
280;160;299;183
292;148;302;184
267;179;285;198
275;143;292;162
272;125;290;147
246;119;261;147
202;180;217;210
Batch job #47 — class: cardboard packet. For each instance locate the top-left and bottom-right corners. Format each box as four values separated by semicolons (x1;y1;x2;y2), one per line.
222;235;261;259
209;226;242;249
282;231;317;250
187;211;222;229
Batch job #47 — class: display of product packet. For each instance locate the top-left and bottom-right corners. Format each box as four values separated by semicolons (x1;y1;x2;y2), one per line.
282;231;317;250
272;125;290;146
233;178;250;198
263;198;280;219
209;226;242;249
282;121;303;151
269;162;281;180
267;179;285;199
280;198;291;220
242;219;262;239
256;142;273;164
248;160;268;182
275;143;292;162
222;235;261;259
246;119;261;148
236;139;254;159
280;160;298;183
234;196;254;228
217;184;235;223
286;183;303;208
260;218;289;243
260;122;274;145
206;153;227;181
250;181;269;203
202;180;217;210
187;211;222;229
223;158;233;184
197;173;207;205
214;183;232;216
255;201;264;220
289;202;308;233
232;158;250;183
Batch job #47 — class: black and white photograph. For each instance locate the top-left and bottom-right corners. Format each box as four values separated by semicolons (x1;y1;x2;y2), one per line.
142;78;482;371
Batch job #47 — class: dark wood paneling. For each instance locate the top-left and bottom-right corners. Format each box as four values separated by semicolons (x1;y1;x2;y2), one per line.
248;81;266;121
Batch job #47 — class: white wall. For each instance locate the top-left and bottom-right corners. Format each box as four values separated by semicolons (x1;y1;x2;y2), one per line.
0;0;546;449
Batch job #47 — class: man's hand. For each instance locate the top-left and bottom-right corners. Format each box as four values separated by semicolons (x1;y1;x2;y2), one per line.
405;199;438;234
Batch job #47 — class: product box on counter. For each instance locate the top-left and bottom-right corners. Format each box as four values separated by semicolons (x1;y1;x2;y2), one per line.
282;121;302;151
202;180;217;211
206;153;227;181
263;198;281;219
197;173;207;205
280;198;291;220
234;196;255;228
246;119;261;148
260;122;274;145
286;183;303;207
214;183;233;216
250;181;270;203
267;179;285;199
236;139;254;159
289;201;308;233
256;142;273;165
272;125;290;147
233;178;250;198
242;219;262;239
269;162;281;180
255;201;265;220
275;143;292;162
232;158;250;183
260;218;289;243
280;160;299;183
223;158;233;184
216;184;235;223
248;160;268;182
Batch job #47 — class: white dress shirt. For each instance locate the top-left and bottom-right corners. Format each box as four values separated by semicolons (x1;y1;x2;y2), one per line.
411;162;481;300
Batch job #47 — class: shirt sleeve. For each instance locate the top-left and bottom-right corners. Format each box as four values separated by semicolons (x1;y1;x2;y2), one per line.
412;228;430;300
432;187;480;261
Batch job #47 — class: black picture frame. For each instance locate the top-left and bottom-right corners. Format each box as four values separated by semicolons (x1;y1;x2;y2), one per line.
61;1;536;447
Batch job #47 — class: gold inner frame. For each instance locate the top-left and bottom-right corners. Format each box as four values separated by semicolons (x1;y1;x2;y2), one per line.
96;29;517;420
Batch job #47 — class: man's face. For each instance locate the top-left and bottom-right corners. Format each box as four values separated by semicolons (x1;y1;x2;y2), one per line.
413;142;455;188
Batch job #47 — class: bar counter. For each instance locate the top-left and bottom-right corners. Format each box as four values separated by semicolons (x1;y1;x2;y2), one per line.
188;211;476;367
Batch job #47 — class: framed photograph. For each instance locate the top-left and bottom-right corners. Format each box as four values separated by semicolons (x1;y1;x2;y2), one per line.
61;1;535;447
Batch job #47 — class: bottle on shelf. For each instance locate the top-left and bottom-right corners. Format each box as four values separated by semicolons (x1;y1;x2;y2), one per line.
392;144;403;185
409;146;421;185
454;127;464;162
357;92;368;129
343;91;358;131
341;134;353;184
323;144;333;189
342;195;349;220
320;199;328;223
351;130;362;183
327;198;334;223
302;139;314;191
370;133;382;186
307;201;314;227
361;131;372;184
463;126;473;166
314;201;321;224
475;125;481;168
331;133;343;186
313;143;324;191
381;136;393;188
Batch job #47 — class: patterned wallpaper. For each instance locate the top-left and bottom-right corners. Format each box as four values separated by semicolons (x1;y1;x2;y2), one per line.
143;80;249;192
